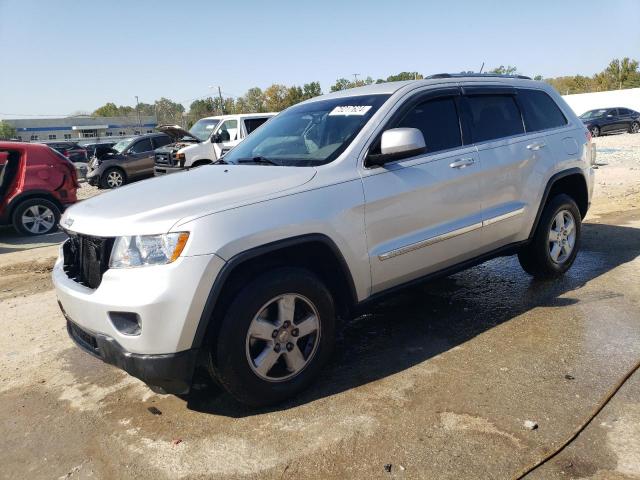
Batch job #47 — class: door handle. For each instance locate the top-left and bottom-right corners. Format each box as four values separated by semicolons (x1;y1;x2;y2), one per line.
526;142;547;151
449;157;475;169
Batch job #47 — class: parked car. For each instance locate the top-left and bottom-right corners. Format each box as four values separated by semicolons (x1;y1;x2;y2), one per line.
154;113;276;175
86;133;173;188
47;142;88;163
579;107;640;137
84;141;117;159
0;142;78;235
53;75;594;406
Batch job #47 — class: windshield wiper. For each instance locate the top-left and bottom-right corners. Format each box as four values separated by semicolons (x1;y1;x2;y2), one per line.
236;156;280;166
213;158;228;164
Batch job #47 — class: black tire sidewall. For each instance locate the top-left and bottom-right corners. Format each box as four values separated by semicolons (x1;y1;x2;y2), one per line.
100;168;125;189
12;198;61;236
212;267;335;406
535;194;582;275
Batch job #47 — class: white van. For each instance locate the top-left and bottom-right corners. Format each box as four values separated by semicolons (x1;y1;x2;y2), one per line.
154;113;276;175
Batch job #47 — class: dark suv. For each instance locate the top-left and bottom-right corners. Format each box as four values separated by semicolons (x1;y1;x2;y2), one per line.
86;133;172;188
580;107;640;137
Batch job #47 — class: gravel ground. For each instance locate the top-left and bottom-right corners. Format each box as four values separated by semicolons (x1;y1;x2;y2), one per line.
0;133;639;479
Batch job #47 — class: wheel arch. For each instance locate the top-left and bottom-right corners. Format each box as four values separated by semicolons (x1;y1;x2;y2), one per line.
190;159;213;168
6;190;64;222
191;234;358;350
529;168;589;239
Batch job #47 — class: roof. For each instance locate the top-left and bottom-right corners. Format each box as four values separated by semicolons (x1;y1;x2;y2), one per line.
311;75;543;102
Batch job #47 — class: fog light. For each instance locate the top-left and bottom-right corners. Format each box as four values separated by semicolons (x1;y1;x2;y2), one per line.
109;312;141;336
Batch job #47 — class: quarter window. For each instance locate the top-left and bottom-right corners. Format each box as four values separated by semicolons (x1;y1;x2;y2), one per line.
517;89;567;132
466;95;524;142
397;97;462;153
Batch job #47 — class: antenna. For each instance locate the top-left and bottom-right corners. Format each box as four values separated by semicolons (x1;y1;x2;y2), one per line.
479;62;485;74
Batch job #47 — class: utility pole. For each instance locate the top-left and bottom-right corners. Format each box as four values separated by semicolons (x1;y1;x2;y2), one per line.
352;73;360;83
218;86;225;115
135;95;141;127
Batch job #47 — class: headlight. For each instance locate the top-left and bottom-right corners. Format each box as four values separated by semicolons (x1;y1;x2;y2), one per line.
109;232;189;268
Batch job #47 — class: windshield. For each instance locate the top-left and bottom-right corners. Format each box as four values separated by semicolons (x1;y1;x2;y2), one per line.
223;94;391;166
190;118;221;141
580;109;608;119
111;138;133;153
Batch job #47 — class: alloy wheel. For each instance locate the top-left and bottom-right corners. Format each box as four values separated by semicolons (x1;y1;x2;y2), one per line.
590;126;600;137
245;293;321;382
21;205;55;234
548;209;576;264
631;122;640;134
107;171;123;188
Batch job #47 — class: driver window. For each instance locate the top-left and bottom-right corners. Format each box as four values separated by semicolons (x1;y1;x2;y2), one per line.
217;119;238;142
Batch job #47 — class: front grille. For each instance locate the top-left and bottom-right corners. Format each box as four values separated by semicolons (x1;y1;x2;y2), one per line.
155;152;175;166
62;232;114;289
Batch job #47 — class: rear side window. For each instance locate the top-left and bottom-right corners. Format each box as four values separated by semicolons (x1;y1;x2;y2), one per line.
517;89;567;132
619;108;631;115
466;95;524;142
397;97;462;153
153;135;172;148
244;117;270;135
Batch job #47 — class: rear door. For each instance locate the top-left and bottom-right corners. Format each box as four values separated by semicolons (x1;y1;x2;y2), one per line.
362;88;484;293
601;109;620;133
463;86;567;249
126;137;154;177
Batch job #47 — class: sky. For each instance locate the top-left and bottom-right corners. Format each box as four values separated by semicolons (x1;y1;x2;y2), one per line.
0;0;639;118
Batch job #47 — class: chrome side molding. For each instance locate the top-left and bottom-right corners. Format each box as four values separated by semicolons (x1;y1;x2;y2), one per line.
378;207;525;261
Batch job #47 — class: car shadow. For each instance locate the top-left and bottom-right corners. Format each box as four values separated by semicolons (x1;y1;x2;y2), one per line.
0;226;66;254
185;217;640;417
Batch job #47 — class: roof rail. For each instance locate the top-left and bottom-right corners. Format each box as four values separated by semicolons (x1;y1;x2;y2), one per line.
426;73;532;80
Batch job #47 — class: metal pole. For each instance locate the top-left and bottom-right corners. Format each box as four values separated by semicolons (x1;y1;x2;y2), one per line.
218;86;225;115
135;95;141;127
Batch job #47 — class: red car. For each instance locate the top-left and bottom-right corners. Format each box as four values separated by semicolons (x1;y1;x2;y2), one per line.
0;142;79;235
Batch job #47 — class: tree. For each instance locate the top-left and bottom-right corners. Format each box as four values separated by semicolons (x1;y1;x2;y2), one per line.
243;87;266;113
264;84;289;111
286;85;304;106
0;121;16;140
489;65;518;75
605;57;640;90
93;102;119;117
386;72;423;81
330;78;353;92
154;97;185;125
302;82;322;99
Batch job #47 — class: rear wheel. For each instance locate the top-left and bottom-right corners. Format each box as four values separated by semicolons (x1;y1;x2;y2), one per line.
518;194;581;279
209;267;335;406
12;198;61;236
100;168;125;189
630;121;639;134
590;125;600;137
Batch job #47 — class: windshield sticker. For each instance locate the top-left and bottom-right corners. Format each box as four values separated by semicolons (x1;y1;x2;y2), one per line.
329;106;372;116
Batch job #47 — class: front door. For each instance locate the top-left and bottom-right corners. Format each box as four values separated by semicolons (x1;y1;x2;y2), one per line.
212;118;239;159
361;91;484;294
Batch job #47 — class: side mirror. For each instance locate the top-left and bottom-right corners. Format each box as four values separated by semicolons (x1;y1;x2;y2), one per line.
212;131;230;143
366;128;426;167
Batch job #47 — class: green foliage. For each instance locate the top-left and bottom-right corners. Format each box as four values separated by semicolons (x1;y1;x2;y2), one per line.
0;121;17;140
386;72;423;81
489;65;519;75
546;57;640;94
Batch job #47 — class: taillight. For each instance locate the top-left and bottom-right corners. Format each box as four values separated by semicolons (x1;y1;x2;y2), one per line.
585;130;592;143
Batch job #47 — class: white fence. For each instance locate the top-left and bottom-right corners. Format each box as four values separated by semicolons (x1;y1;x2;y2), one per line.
562;88;640;116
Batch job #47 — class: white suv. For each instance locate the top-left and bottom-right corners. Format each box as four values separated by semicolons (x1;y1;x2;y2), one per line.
53;75;595;406
154;113;276;175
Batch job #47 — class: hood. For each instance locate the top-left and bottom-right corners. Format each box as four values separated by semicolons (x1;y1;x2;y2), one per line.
61;165;317;236
157;124;200;142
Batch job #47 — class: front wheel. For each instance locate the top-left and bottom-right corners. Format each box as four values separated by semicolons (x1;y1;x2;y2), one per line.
630;121;640;134
100;168;126;189
518;194;581;279
209;267;335;406
590;126;600;137
12;198;61;236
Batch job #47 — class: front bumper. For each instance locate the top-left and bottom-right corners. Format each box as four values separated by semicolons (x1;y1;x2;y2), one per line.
65;317;198;394
154;165;183;176
86;168;100;186
53;246;225;391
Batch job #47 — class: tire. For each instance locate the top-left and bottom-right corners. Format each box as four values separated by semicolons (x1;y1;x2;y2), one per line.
630;121;640;134
209;267;336;406
100;168;126;189
12;198;61;236
518;194;581;279
590;125;600;138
